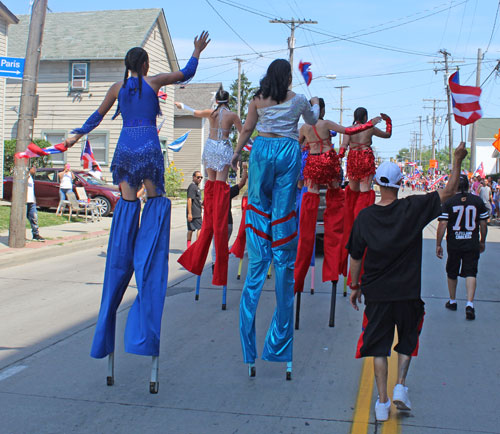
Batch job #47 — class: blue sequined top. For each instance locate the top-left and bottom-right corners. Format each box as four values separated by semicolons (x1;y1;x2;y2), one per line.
110;77;165;194
256;94;319;141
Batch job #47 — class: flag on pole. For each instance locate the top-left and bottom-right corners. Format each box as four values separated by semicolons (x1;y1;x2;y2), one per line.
15;142;67;159
168;131;190;152
298;61;312;86
474;162;485;178
449;71;482;125
157;117;166;134
81;137;101;170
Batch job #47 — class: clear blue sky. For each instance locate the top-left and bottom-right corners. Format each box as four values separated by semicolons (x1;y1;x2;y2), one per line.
7;0;500;160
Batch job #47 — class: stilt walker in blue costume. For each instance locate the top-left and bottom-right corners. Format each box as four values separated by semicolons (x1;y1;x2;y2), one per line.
64;32;210;393
231;59;320;380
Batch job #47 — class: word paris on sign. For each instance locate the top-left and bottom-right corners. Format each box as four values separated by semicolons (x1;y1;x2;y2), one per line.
0;57;25;78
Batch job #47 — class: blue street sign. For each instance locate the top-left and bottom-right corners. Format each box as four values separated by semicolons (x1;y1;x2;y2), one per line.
0;57;24;78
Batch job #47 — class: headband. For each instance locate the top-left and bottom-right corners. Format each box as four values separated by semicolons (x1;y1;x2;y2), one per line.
216;99;229;103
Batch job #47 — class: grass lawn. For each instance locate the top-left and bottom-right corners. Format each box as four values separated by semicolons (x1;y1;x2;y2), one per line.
0;205;82;231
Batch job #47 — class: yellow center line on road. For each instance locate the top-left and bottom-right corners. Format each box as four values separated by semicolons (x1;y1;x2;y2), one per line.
350;331;401;434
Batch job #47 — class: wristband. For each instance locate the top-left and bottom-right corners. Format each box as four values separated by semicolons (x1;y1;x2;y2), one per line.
338;147;346;158
179;56;199;83
385;116;392;135
350;283;360;290
345;120;374;135
71;110;103;134
181;103;196;113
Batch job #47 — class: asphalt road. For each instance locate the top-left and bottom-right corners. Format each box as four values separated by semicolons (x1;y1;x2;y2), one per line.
0;206;499;434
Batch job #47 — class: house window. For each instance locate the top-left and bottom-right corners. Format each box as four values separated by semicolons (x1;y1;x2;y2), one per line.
85;132;109;165
71;62;88;90
43;131;66;165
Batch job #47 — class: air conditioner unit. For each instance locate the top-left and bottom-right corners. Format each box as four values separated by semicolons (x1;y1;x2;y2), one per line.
72;79;86;89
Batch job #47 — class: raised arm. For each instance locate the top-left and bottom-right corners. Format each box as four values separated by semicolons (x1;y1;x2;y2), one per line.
302;96;320;125
149;31;210;88
174;102;213;118
372;113;392;139
438;142;467;203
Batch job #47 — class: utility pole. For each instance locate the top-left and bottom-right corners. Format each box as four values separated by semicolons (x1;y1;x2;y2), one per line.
333;85;350;147
233;58;245;139
470;48;482;172
9;0;48;248
419;115;423;166
423;98;446;177
269;18;317;88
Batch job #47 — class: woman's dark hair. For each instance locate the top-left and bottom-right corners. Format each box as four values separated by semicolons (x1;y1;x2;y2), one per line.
353;107;368;124
211;85;230;117
311;97;325;119
254;59;291;104
112;47;155;120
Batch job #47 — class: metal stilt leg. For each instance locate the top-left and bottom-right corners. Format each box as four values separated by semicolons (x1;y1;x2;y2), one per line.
329;281;337;328
107;352;114;386
295;292;301;330
310;265;315;294
195;275;201;301
222;285;227;310
286;361;292;381
267;264;272;279
343;275;347;297
150;356;159;394
237;258;243;280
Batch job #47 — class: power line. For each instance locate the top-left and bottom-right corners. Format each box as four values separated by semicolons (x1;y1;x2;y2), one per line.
484;0;500;54
205;0;262;57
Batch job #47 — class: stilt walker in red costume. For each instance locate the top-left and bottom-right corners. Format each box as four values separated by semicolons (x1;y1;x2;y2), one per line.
339;108;392;283
294;99;380;297
177;86;242;287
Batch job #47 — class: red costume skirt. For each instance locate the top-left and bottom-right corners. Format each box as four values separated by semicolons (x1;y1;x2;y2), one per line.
347;148;375;181
303;150;341;185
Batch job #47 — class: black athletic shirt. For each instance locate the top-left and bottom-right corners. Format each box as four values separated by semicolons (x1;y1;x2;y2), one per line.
347;191;442;302
187;182;202;218
438;192;488;251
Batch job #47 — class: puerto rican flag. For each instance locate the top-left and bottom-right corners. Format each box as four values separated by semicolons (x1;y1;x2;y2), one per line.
158;90;167;100
298;61;312;86
474;162;485;178
15;142;67;159
449;71;482;125
243;138;254;152
80;138;101;170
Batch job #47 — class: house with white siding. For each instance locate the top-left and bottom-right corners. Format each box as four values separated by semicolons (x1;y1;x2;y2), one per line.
174;82;222;189
0;2;18;197
5;8;179;182
469;118;500;175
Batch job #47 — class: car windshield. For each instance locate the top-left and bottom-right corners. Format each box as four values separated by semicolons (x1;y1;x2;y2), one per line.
78;173;107;185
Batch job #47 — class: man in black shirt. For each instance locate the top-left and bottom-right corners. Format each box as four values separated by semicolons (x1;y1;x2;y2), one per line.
347;142;467;422
186;171;203;247
436;175;488;320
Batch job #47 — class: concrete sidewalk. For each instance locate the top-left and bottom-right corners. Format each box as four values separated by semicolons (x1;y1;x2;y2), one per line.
0;199;203;270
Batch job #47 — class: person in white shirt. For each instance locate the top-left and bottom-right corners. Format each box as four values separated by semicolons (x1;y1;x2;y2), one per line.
89;162;102;180
58;164;75;200
27;166;44;242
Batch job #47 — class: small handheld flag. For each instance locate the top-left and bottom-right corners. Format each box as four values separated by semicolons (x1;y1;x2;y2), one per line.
15;142;67;159
158;91;167;101
81;137;101;171
168;131;190;152
243;138;254;152
298;61;312;86
449;71;482;125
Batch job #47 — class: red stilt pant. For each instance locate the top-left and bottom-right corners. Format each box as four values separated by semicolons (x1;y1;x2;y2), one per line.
212;180;230;286
340;186;360;276
229;196;248;259
322;188;345;283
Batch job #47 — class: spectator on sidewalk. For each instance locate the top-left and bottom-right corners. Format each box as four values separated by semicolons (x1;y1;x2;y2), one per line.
347;142;467;422
27;167;45;242
88;163;103;181
186;171;203;248
211;164;248;269
58;164;75;200
436;174;488;320
478;179;492;222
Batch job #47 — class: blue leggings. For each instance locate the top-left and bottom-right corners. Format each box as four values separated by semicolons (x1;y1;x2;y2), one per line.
239;136;300;363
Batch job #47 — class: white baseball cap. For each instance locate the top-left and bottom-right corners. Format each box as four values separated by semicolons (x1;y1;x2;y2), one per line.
375;162;403;189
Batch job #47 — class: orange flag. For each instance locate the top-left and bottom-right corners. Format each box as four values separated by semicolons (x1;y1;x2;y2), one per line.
493;129;500;153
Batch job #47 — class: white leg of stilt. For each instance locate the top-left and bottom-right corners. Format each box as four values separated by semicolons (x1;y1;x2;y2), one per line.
150;355;159;394
310;265;315;294
107;352;114;386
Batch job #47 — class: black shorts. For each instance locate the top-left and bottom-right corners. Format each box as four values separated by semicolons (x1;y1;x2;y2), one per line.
356;299;425;358
446;249;479;279
187;217;202;231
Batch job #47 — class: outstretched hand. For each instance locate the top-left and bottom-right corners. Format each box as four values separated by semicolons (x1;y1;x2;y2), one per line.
193;31;210;56
370;116;382;125
454;141;467;163
380;113;390;121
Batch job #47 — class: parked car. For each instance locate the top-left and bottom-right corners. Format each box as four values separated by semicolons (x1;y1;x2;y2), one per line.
2;168;121;216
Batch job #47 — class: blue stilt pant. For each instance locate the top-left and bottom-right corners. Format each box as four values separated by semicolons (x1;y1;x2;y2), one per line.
91;199;141;359
239;136;300;364
125;197;171;356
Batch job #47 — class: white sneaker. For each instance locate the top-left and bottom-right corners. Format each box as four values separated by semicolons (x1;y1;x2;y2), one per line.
393;384;412;410
375;398;391;421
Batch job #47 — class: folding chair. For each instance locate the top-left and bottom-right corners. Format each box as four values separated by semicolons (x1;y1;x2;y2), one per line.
66;191;94;222
75;187;101;221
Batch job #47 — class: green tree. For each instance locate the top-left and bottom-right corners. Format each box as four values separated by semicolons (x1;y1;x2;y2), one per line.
3;139;53;176
228;71;257;164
